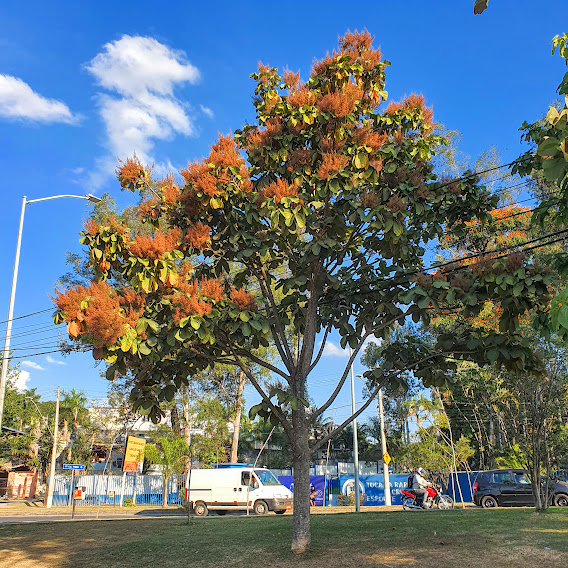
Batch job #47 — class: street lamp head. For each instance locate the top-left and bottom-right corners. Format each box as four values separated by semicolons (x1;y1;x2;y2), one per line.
85;193;102;204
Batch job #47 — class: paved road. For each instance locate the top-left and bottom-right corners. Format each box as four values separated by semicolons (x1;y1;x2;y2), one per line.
0;511;189;523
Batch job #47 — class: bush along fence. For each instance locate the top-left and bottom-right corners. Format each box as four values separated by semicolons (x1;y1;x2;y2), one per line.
52;471;478;507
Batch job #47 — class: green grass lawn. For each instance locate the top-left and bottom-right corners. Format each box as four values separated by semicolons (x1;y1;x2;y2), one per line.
2;508;568;567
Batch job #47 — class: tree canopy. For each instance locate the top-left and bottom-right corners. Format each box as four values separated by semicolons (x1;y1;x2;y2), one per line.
52;30;553;552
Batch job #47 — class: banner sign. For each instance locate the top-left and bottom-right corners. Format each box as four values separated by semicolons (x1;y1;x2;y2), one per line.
123;436;146;473
338;474;410;505
278;475;325;507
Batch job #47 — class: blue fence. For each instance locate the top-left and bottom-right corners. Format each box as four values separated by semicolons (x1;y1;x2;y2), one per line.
53;470;477;507
322;472;476;506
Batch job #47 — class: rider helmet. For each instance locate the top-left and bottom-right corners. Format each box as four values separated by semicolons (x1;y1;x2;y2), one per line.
416;467;424;474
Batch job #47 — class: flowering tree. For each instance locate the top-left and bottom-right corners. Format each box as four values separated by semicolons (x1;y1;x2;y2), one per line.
53;31;551;552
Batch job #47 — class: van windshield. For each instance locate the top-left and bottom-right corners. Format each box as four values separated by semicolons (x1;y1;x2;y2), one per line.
254;470;280;486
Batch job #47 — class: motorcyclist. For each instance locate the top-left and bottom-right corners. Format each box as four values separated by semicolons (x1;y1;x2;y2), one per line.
412;467;433;508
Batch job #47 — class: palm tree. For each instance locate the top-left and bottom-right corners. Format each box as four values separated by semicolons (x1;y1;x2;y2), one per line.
61;388;88;431
145;436;189;507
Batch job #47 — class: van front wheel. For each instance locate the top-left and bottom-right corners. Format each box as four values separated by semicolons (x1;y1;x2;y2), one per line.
254;500;268;515
194;501;208;517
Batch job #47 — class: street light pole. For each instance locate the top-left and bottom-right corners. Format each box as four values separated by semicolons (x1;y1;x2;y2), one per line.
0;195;27;434
0;193;100;433
378;388;392;506
349;349;360;512
24;396;48;429
45;385;60;508
358;376;392;507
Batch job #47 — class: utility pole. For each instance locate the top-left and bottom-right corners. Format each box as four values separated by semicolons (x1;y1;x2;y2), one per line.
378;388;392;506
45;386;60;508
349;350;360;512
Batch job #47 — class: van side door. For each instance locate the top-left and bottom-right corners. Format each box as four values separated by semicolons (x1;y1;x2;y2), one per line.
239;471;256;507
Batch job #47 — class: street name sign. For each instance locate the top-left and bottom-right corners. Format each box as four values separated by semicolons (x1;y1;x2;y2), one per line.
63;464;85;470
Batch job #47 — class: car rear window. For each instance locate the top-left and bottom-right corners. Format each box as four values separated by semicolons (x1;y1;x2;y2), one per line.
492;471;514;485
478;473;490;485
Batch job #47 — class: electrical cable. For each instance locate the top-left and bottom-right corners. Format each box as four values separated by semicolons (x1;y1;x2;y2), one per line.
0;308;53;326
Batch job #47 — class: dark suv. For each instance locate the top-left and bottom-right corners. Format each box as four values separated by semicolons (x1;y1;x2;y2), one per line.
473;469;568;508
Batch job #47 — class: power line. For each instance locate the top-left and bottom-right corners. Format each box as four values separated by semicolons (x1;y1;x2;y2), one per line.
328;227;568;303
0;308;53;327
434;155;533;191
5;347;88;361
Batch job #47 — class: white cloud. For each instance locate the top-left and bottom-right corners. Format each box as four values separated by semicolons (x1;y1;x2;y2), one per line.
361;335;382;353
84;35;201;186
46;355;66;366
0;74;79;124
86;36;200;98
200;104;214;118
21;361;44;371
322;341;349;358
14;370;30;392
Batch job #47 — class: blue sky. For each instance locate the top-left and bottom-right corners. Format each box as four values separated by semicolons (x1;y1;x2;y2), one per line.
1;0;568;426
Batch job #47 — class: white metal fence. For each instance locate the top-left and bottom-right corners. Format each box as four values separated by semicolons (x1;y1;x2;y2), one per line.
53;473;187;506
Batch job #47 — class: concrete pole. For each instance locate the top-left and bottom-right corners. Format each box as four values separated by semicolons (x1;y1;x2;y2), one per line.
378;388;392;506
45;386;60;508
349;350;360;512
119;471;126;507
0;196;27;432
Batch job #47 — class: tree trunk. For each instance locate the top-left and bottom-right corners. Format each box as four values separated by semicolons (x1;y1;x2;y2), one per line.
181;386;192;448
290;403;311;554
163;474;169;508
230;371;246;463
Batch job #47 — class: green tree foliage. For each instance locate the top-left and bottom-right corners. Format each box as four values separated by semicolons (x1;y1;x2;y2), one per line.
515;34;568;337
191;397;230;466
432;93;568;510
60;388;89;431
145;435;189;507
0;373;52;472
330;423;371;460
52;31;552;552
238;418;293;469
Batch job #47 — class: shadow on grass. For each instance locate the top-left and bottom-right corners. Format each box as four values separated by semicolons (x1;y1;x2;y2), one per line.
0;509;567;568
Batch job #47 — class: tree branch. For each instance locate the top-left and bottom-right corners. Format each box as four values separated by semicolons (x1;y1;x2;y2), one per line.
254;265;294;371
310;384;381;454
234;348;291;383
312;326;374;420
307;318;334;375
231;353;293;438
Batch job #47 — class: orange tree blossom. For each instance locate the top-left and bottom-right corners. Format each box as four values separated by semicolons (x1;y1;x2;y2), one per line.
52;31;553;553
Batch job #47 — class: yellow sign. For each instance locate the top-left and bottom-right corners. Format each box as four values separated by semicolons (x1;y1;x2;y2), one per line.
383;452;392;466
123;436;146;472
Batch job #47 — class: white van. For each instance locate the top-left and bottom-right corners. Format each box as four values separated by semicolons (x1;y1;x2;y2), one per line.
187;466;293;516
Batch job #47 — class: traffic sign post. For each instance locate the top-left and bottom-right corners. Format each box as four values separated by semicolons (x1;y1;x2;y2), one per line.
63;465;85;518
69;470;74;507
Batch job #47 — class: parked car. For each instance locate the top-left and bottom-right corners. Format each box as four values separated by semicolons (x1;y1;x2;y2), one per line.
473;468;568;508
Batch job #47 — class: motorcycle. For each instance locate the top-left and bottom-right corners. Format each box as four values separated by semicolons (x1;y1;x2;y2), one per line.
401;484;455;510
